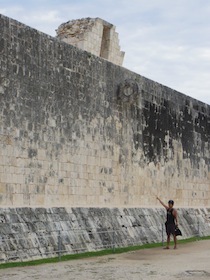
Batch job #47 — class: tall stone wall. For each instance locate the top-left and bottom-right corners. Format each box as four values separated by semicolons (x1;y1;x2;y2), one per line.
0;14;210;208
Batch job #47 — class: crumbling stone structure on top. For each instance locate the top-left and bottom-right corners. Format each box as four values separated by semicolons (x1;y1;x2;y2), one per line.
56;17;125;66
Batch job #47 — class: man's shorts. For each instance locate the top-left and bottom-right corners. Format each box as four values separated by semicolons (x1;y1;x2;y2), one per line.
165;223;176;236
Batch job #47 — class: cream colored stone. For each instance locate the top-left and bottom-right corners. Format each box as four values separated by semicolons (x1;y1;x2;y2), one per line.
56;18;125;66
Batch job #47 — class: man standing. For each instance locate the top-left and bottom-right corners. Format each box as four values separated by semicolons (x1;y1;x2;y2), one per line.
157;197;178;249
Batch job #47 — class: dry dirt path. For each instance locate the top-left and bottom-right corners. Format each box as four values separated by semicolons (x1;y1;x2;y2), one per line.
0;240;210;280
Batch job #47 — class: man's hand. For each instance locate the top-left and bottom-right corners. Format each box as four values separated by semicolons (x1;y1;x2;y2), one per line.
156;197;168;209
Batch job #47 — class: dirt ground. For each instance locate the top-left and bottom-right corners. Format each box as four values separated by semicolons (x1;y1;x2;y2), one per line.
0;240;210;280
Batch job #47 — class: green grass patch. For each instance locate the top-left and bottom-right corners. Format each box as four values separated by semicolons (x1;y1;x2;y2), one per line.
0;235;210;270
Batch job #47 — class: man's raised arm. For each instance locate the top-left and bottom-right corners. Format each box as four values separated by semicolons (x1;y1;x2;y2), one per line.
156;197;169;210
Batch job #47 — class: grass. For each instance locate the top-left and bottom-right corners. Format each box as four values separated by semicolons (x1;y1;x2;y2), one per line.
0;235;210;270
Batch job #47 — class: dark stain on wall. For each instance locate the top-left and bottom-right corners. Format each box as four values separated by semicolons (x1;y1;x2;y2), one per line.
141;99;177;163
140;96;209;167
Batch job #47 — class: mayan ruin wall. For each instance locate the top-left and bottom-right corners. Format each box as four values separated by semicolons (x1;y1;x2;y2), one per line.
0;13;210;262
0;14;209;209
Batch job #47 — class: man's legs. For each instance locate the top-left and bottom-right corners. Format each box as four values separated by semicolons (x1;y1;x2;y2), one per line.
167;234;170;248
165;234;170;249
173;234;177;249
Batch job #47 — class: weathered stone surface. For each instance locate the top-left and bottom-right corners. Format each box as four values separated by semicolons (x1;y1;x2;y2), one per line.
56;17;125;66
0;207;209;262
0;13;209;209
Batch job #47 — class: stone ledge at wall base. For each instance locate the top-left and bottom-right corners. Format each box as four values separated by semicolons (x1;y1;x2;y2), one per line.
0;207;209;263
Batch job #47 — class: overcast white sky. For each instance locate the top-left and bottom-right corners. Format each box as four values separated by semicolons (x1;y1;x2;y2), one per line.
1;0;210;105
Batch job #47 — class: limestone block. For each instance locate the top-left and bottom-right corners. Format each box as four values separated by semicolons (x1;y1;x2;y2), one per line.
30;194;45;206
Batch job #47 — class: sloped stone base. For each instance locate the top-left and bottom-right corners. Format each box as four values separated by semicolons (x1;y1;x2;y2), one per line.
0;207;209;262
